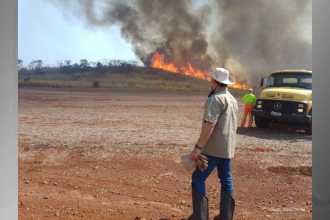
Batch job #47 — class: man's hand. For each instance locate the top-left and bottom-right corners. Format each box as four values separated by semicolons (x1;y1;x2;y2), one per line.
190;147;200;161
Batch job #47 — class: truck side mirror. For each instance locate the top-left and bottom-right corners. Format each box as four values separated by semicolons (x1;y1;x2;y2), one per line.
260;77;268;88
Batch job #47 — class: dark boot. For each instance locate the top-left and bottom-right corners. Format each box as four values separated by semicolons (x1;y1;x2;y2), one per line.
214;187;235;220
182;186;209;220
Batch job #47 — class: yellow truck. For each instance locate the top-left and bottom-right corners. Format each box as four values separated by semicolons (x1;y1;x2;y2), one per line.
252;70;312;135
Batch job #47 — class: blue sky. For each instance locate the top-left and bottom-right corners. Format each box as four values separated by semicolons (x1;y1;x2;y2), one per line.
18;0;139;67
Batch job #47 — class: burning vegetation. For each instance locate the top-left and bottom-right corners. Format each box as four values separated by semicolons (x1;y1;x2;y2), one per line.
45;0;312;89
150;51;248;90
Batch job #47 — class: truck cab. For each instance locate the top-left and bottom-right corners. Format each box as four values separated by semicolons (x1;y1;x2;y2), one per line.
252;70;312;134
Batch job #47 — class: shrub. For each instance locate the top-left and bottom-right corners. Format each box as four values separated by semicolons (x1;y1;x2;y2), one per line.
93;81;100;88
34;68;45;75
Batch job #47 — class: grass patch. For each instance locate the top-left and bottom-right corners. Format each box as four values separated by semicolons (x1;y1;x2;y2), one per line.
18;67;211;92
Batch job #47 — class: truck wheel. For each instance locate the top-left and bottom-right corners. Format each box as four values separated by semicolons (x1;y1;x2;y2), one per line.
305;123;312;135
255;116;270;128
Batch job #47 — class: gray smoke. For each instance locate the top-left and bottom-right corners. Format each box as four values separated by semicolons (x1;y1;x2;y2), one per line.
45;0;312;86
211;0;312;85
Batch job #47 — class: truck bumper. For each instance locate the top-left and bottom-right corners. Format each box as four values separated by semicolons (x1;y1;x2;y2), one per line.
252;109;312;123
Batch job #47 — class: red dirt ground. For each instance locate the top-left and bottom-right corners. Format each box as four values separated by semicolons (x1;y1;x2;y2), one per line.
18;88;312;219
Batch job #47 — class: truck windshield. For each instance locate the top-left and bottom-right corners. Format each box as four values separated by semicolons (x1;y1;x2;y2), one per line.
266;72;312;89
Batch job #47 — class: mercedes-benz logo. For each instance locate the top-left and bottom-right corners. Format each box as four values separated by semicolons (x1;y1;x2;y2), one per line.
274;102;282;110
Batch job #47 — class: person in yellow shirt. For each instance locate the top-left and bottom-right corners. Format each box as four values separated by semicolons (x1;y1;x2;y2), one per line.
241;88;256;127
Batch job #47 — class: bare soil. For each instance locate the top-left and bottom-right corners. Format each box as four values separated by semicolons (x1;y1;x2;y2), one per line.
18;88;312;219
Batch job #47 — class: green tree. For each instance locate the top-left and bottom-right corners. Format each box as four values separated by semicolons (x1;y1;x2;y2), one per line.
80;59;89;68
60;60;72;74
18;59;23;69
56;60;64;68
95;61;104;73
28;60;36;69
36;60;43;69
79;59;90;72
64;60;71;66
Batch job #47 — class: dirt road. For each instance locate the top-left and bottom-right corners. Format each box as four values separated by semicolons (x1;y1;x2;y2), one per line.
18;88;312;219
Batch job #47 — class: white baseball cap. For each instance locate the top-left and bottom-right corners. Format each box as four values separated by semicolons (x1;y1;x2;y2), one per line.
207;68;236;85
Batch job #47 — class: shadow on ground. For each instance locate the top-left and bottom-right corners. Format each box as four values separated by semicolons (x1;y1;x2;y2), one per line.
237;123;312;142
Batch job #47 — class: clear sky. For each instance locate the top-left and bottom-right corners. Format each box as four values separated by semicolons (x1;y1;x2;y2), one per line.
18;0;139;67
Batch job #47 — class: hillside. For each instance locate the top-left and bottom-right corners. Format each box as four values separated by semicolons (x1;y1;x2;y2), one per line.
18;66;246;96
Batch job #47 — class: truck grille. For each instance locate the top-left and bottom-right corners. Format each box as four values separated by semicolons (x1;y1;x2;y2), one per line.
259;100;306;114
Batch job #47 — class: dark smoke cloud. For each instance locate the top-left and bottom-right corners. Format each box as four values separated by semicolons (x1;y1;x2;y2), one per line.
45;0;312;86
210;0;312;85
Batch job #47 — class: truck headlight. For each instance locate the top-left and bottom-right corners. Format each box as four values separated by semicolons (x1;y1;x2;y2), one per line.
257;100;262;104
257;105;262;109
298;109;303;113
298;104;304;108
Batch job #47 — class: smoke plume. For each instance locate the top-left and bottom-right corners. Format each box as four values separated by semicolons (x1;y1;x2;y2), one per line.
46;0;312;86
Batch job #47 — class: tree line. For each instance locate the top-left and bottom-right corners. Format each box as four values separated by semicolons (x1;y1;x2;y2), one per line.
18;59;140;75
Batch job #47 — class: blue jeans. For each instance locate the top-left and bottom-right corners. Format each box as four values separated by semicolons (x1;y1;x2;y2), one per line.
192;154;233;196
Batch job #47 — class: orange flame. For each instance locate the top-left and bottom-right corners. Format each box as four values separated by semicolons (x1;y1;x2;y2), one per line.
228;81;248;90
150;52;248;90
150;51;179;73
181;62;209;81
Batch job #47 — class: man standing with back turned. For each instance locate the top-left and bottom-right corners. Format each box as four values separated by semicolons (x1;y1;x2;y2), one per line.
184;68;238;220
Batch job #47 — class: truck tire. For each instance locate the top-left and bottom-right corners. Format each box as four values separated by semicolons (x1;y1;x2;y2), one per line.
305;122;312;135
255;116;270;128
